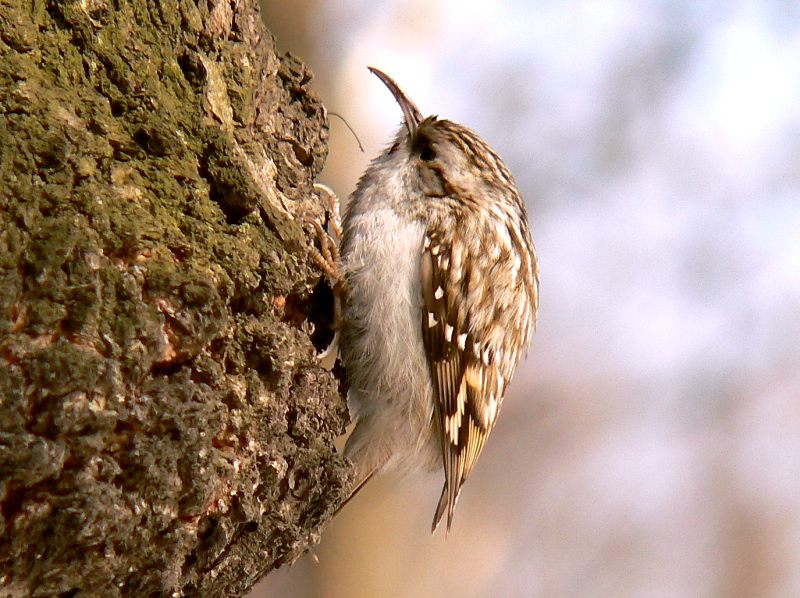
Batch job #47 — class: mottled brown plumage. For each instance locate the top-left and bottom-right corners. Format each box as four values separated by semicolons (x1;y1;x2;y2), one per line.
339;67;539;533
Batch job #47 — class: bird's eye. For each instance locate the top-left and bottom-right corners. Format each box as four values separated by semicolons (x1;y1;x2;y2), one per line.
388;141;400;154
413;135;436;162
419;144;436;161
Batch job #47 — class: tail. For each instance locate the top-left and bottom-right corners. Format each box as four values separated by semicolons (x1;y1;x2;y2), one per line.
337;418;392;518
333;467;377;518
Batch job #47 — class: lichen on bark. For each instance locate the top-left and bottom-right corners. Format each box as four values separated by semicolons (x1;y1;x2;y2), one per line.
0;0;349;595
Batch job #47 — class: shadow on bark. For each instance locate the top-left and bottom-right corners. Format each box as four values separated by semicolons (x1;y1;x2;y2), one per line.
0;0;350;595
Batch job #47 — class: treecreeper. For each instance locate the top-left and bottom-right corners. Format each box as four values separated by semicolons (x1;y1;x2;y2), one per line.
315;67;539;533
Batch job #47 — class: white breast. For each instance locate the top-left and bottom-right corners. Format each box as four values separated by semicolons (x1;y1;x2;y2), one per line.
340;208;438;473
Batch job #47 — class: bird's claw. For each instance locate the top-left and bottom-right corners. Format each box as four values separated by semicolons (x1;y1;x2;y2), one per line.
309;183;346;368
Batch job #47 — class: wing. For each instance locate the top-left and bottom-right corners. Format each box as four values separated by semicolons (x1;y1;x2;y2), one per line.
421;230;515;533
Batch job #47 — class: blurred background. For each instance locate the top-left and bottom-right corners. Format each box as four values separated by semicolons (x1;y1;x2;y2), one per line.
256;1;800;596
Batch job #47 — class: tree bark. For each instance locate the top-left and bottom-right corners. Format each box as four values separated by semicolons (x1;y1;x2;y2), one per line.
0;0;349;595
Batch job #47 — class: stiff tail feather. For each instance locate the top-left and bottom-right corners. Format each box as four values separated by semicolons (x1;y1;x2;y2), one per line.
333;468;378;519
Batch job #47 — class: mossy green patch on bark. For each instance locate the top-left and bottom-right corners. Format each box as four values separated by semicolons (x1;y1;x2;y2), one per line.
0;0;348;595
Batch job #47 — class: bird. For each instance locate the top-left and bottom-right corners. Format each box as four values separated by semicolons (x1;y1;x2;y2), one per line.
335;67;539;533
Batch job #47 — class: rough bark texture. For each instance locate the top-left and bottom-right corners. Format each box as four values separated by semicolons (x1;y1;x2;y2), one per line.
0;0;350;595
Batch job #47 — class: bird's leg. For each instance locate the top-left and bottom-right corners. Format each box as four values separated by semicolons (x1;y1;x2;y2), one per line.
310;185;381;516
308;183;346;367
310;183;346;301
317;183;343;245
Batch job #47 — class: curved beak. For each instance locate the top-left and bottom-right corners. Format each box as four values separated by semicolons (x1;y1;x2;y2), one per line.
368;66;423;138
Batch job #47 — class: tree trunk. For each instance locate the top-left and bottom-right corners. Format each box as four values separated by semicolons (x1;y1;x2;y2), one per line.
0;0;349;595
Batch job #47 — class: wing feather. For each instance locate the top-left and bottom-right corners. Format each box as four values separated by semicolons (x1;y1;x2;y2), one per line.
422;207;538;533
422;232;503;533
